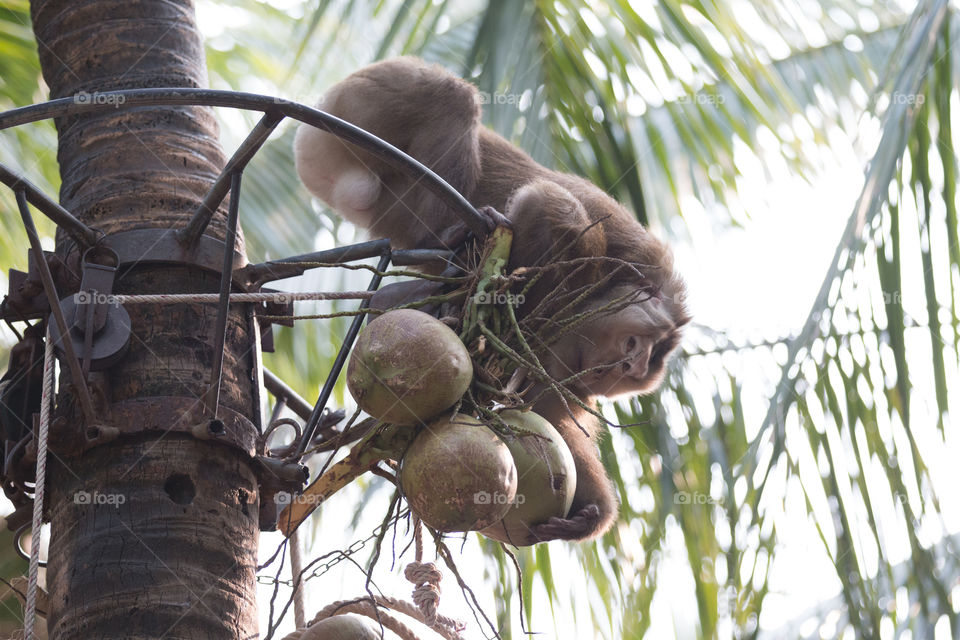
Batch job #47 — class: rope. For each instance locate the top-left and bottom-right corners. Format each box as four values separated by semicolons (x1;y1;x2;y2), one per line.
405;562;442;626
406;519;463;632
284;596;465;640
414;516;424;561
311;599;419;640
283;591;466;640
25;328;54;640
107;291;373;304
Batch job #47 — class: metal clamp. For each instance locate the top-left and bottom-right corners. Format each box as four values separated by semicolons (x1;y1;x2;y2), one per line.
48;248;131;373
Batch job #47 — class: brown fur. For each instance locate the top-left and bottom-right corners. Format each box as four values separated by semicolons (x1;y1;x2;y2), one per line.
295;57;689;541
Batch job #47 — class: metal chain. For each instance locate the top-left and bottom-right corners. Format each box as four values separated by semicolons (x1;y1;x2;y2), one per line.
257;524;389;587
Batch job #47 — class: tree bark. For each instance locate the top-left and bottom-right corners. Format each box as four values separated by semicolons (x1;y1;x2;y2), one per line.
29;1;261;638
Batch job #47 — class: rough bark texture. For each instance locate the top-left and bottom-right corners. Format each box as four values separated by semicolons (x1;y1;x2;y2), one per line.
45;439;258;638
29;1;260;638
31;0;238;245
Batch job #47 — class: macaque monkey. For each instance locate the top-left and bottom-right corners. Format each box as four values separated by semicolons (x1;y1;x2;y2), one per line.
294;57;689;542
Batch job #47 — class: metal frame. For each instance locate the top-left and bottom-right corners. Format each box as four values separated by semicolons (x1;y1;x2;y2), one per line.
0;88;486;241
0;87;481;468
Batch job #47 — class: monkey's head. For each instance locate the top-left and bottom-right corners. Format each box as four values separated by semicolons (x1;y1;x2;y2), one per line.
529;203;690;403
538;279;688;402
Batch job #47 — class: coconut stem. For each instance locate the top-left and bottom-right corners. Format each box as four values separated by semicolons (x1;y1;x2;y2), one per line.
278;424;416;536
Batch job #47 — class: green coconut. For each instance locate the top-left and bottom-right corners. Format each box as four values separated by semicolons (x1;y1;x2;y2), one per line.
480;409;577;546
347;309;472;425
297;614;380;640
400;413;518;532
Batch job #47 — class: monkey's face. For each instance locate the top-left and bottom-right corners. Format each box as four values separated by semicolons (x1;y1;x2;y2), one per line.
539;285;687;400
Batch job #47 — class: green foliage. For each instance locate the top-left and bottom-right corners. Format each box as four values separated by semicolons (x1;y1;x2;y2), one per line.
0;0;57;267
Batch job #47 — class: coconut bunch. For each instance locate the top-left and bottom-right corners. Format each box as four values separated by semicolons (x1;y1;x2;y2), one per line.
343;227;643;546
347;305;577;547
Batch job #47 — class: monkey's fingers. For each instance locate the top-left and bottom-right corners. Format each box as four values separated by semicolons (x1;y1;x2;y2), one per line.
477;205;511;233
435;222;472;251
531;504;601;541
370;279;445;312
434;206;509;251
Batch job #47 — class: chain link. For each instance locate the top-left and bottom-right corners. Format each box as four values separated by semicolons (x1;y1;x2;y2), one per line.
257;523;391;587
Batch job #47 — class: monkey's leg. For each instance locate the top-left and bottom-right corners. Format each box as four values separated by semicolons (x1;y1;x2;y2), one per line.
433;204;512;249
532;427;618;541
296;58;482;249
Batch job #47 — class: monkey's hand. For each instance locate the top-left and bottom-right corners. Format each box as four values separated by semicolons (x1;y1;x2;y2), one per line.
477;205;511;232
369;279;445;313
436;205;511;250
532;504;602;541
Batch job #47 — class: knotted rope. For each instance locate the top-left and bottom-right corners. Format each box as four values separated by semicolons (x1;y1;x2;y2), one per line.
280;523;465;640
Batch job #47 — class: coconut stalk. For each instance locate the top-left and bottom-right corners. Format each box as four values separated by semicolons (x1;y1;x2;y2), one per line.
277;423;414;536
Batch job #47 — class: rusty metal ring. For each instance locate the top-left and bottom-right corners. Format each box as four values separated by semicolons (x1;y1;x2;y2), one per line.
262;417;302;457
81;245;119;268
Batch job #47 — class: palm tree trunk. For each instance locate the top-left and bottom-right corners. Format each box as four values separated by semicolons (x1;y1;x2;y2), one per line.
29;1;261;638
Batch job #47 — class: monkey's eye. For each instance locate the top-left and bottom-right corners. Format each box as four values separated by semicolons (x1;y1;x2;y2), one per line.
625;336;638;354
649;339;674;367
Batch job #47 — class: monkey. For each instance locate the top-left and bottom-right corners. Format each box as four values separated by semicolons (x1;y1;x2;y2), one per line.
294;57;689;542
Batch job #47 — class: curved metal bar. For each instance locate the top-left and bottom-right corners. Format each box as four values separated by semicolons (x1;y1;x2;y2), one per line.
262;368;313;422
240;239;390;288
241;240;456;288
296;251;392;457
0;162;98;247
0;88;487;237
390;248;456;266
180;111;285;246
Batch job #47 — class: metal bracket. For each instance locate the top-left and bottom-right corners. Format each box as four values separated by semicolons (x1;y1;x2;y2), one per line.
256;456;309;531
47;396;260;458
48;293;131;373
256;287;294;353
0;251;65;322
65;228;247;283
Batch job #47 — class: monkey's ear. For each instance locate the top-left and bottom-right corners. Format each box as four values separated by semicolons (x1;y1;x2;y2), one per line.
505;180;607;269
